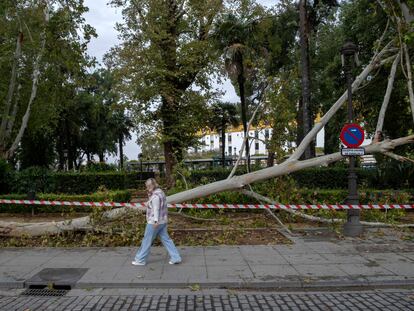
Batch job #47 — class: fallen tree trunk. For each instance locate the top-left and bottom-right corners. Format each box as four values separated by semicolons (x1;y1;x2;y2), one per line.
0;136;413;237
241;189;414;228
0;40;409;237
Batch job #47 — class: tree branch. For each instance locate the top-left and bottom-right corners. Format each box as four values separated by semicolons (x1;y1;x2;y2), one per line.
6;1;50;159
376;52;400;133
403;43;414;123
227;84;268;179
287;41;394;162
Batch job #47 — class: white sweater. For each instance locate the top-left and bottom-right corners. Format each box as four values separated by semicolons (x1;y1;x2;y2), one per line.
146;189;168;224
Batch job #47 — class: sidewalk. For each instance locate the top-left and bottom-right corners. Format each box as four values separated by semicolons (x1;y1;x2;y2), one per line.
1;235;414;290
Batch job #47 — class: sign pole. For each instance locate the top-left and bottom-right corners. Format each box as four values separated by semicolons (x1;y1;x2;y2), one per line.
341;40;363;237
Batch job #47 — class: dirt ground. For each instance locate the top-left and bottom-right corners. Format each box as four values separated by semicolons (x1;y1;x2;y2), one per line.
0;210;293;247
0;210;412;247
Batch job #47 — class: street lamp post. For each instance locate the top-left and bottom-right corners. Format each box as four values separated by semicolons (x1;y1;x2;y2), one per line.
341;40;363;237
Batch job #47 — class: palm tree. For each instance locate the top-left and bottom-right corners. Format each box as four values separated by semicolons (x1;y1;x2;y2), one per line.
209;102;239;167
214;13;258;171
112;110;133;170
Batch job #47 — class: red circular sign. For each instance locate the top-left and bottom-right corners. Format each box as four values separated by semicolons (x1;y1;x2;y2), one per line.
340;123;365;148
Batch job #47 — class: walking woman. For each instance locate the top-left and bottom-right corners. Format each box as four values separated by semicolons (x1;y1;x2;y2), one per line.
132;178;181;265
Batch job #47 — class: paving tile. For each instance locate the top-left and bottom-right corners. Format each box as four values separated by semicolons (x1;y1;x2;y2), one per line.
381;262;414;277
204;246;241;257
205;255;246;266
207;265;253;281
281;253;331;265
320;253;370;264
250;264;300;278
294;264;348;277
339;263;397;276
359;252;413;264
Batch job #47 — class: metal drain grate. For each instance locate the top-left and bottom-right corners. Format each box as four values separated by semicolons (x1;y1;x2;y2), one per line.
21;288;69;297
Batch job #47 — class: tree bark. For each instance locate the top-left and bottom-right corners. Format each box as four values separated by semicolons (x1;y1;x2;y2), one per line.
221;125;225;167
267;151;275;167
0;31;23;157
167;135;413;203
288;41;393;162
5;2;50;159
298;0;314;160
98;153;104;163
4;83;21;141
376;53;400;133
237;52;250;171
119;134;124;170
403;44;414;123
397;0;414;23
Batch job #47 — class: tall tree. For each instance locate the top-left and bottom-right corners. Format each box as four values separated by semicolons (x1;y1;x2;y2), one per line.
0;0;96;165
110;0;224;186
297;0;338;159
214;1;267;171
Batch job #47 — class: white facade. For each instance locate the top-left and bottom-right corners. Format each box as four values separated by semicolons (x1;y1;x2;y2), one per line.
189;127;326;156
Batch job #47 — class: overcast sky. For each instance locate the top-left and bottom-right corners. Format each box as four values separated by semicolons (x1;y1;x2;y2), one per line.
83;0;277;162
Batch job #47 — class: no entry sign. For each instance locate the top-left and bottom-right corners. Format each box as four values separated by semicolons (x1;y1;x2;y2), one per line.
340;124;365;148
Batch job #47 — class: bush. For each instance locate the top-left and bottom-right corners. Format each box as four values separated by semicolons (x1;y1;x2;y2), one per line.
7;168;155;194
170;184;413;206
376;157;414;189
81;162;118;172
290;167;377;189
50;172;145;194
187;167;381;189
11;166;52;194
0;159;13;194
0;190;132;213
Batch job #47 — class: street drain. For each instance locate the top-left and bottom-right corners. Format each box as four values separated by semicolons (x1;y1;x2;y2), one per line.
21;285;71;297
24;268;88;293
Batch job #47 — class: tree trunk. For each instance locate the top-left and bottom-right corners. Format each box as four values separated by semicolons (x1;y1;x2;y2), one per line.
376;53;400;133
237;53;250;171
298;0;314;160
267;152;275;167
1;135;412;237
0;39;398;237
403;44;414;123
163;140;176;187
98;153;104;163
397;0;414;23
221;124;226;167
5;3;50;159
119;134;124;170
0;31;23;155
288;41;393;162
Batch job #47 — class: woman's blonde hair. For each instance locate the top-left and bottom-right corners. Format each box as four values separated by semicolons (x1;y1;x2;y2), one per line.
145;178;159;189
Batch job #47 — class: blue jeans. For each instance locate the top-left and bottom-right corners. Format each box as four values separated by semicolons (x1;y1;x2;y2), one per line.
134;223;181;263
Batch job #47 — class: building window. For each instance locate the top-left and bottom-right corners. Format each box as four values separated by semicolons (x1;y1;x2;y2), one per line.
234;147;237;155
255;142;259;151
265;129;269;139
254;131;259;139
228;146;232;154
228;134;232;143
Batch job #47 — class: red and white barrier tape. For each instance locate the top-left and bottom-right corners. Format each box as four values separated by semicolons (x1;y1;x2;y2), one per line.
0;199;413;210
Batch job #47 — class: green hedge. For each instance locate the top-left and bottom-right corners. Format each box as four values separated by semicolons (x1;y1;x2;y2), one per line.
0;190;132;213
3;167;154;194
289;167;377;189
187;167;411;189
188;189;414;205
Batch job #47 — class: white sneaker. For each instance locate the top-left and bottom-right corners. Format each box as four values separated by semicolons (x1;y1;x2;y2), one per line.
169;260;181;265
132;260;146;266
